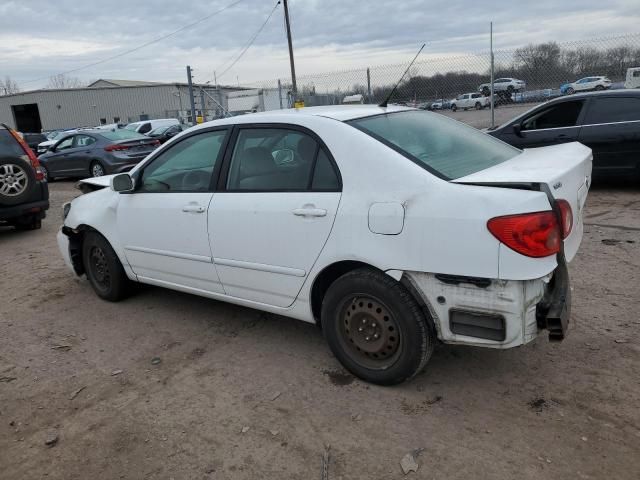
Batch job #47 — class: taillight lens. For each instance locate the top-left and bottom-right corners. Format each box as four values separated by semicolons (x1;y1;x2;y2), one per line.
104;144;130;152
487;211;561;258
556;200;573;239
8;128;44;180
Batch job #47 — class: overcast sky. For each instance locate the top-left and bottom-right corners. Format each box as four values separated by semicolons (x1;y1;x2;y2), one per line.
1;0;639;90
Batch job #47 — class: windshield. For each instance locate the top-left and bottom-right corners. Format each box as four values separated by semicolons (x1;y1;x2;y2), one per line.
100;130;148;141
348;110;520;180
47;131;61;140
124;123;139;131
149;125;170;135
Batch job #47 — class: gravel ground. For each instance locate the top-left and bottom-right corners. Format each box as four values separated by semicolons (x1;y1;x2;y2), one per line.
1;170;639;479
437;103;540;129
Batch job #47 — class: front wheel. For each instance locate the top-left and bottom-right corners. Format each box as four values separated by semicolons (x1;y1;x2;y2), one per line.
475;102;482;110
451;104;457;112
566;87;575;94
595;85;604;91
321;268;436;385
82;231;131;301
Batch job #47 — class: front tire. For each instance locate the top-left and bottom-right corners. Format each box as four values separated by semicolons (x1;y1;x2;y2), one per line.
321;268;435;385
82;231;131;301
475;102;482;110
595;85;604;91
451;104;457;112
566;87;575;94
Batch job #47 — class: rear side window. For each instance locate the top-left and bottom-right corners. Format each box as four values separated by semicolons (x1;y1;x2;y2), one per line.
312;149;340;190
0;130;25;156
349;111;519;180
522;101;584;130
584;97;640;124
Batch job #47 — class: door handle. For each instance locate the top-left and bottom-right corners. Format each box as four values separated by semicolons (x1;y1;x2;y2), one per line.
292;207;327;217
182;204;206;213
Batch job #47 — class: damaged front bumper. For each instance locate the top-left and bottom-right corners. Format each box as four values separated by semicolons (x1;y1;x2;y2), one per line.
405;261;570;349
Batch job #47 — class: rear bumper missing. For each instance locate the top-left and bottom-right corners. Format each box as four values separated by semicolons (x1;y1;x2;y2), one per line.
405;266;570;349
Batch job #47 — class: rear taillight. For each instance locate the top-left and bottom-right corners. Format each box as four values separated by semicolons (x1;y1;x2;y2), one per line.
487;211;561;258
8;128;44;180
556;200;573;239
104;144;130;152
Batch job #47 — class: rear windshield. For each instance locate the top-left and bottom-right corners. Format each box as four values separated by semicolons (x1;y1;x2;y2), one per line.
348;110;520;180
99;130;148;141
0;130;25;156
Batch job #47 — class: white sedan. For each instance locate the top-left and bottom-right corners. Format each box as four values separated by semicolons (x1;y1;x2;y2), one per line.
563;76;612;94
57;105;592;385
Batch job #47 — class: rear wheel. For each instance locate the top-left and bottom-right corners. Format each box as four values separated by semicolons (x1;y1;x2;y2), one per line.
0;158;34;206
82;231;131;301
451;104;457;112
90;161;105;178
321;268;435;385
595;85;604;91
475;102;482;110
566;87;575;94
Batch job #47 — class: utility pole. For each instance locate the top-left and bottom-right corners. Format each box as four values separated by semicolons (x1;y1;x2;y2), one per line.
186;65;197;125
200;87;206;122
366;68;372;102
490;22;495;129
282;0;298;102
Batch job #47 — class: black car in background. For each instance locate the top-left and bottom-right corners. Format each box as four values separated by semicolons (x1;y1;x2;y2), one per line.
488;90;640;179
0;124;49;230
21;132;48;154
38;129;160;180
146;124;184;144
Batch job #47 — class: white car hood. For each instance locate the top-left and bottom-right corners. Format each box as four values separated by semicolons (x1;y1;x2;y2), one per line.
79;174;116;188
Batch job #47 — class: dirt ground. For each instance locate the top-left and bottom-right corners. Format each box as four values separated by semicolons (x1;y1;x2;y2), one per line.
1;176;639;479
438;102;539;129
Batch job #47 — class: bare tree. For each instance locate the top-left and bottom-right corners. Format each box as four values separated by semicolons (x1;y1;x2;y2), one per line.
47;73;83;89
0;76;20;95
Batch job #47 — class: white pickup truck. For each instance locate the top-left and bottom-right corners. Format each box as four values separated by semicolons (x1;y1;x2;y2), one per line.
450;93;490;111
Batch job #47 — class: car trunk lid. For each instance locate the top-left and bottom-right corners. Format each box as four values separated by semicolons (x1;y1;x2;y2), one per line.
453;142;592;261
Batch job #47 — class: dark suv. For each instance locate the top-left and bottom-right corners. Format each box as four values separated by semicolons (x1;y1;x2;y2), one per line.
0;124;49;230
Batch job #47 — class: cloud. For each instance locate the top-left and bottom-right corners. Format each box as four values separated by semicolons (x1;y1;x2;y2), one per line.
0;0;638;89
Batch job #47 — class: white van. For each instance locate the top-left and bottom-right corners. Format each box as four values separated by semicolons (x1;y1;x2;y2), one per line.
124;118;180;135
624;67;640;89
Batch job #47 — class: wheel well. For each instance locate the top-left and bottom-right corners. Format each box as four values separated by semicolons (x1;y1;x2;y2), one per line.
310;261;379;326
64;224;99;276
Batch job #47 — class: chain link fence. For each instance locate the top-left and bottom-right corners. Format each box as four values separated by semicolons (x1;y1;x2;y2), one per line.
238;33;640;116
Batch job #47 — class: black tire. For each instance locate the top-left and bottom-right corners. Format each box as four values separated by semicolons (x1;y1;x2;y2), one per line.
90;161;106;178
14;214;41;231
82;231;131;301
507;85;514;93
475;102;482;110
595;85;604;91
567;87;575;95
42;166;54;182
321;268;436;385
451;104;457;112
0;156;35;206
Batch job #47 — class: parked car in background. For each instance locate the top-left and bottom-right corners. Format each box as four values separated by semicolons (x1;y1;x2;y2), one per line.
38;129;160;180
487;90;640;179
146;124;184;144
38;129;77;155
450;93;490;111
20;132;48;154
561;76;611;95
624;67;640;89
428;99;451;110
478;78;525;96
58;105;590;385
0;124;49;230
124;118;179;135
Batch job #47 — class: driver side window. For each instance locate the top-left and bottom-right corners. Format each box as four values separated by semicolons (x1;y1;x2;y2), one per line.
521;101;584;131
140;129;227;192
56;136;75;151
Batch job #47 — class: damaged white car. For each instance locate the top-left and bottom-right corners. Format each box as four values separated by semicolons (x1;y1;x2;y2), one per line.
57;106;591;385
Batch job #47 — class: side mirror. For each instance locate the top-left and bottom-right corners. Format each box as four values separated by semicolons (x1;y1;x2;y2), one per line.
513;123;523;137
111;173;134;193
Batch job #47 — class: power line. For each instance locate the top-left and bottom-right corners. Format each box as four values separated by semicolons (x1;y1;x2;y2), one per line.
214;1;281;81
21;0;247;85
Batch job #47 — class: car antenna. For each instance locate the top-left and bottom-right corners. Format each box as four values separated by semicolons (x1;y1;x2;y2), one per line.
378;43;426;108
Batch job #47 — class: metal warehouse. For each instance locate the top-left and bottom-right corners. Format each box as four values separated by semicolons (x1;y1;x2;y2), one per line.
0;79;243;132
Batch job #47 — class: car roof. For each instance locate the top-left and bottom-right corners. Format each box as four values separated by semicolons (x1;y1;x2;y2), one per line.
191;105;413;131
551;89;640;103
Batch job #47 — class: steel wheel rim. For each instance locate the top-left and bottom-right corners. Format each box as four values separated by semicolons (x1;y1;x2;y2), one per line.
90;246;111;291
338;295;402;370
92;164;104;177
0;164;28;196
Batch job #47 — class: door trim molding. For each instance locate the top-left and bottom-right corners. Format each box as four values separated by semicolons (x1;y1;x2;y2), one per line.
213;257;306;277
125;245;212;263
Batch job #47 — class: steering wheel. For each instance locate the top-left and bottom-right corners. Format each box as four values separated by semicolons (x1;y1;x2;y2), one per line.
181;170;210;191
